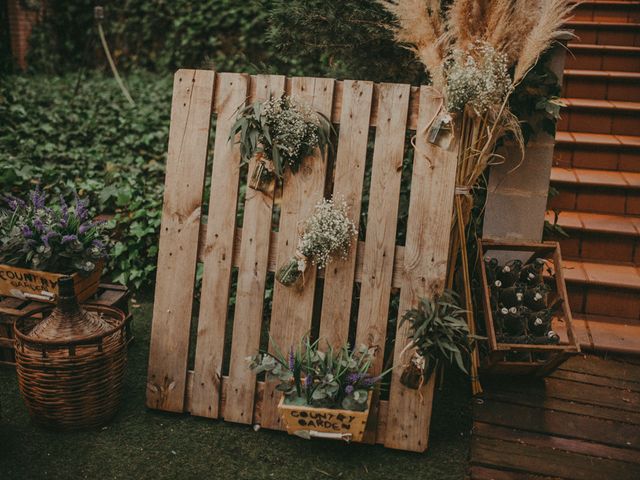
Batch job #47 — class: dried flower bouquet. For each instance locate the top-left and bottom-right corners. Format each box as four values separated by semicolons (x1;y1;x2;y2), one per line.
380;0;576;393
276;198;357;287
229;95;333;190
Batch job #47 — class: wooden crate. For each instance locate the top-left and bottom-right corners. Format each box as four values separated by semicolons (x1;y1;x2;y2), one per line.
0;283;131;367
278;396;372;443
146;70;460;452
478;239;580;376
0;262;103;304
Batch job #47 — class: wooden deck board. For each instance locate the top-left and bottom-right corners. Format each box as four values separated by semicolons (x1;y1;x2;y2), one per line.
469;354;640;479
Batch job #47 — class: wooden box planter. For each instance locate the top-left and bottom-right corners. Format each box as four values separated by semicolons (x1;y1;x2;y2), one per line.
478;239;580;376
0;263;103;304
278;395;372;443
0;283;131;367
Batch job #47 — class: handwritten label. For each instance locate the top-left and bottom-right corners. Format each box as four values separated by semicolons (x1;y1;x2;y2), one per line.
290;409;357;431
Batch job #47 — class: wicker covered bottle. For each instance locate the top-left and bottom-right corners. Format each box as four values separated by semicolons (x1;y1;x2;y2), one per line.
14;276;128;430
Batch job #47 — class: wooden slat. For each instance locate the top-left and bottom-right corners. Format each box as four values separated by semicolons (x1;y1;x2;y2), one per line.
559;354;640;384
146;69;215;412
471;435;640;480
544;376;640;412
224;75;286;424
318;79;373;346
197;226;408;288
260;77;335;430
384;86;459;451
190;72;249;419
353;83;410;444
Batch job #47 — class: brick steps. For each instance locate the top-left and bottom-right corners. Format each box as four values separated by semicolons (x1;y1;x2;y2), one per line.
566;44;640;72
568;20;640;46
557;97;640;135
555;313;640;354
563;69;640;101
546;210;639;263
554;131;640;173
562;258;640;320
573;1;640;24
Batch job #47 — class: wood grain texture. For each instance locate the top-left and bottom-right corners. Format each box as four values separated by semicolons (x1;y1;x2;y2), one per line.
384;86;459;452
318;80;373;346
260;77;335;430
224;75;286;424
146;69;215;412
189;72;249;419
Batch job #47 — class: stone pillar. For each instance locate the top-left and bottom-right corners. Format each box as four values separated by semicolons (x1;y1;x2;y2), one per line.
482;43;568;242
7;0;43;70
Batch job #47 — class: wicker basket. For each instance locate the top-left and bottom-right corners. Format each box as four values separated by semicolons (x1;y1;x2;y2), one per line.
13;277;128;430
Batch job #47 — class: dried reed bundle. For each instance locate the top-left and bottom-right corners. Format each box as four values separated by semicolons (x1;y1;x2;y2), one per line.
381;0;575;395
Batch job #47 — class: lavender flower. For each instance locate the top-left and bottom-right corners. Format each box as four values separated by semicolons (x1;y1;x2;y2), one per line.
74;194;89;221
344;385;354;395
362;375;381;387
288;347;295;372
4;195;26;211
33;217;45;232
78;222;93;234
59;195;69;227
21;225;33;238
30;187;46;210
304;376;313;388
61;234;78;244
346;372;365;384
41;231;58;249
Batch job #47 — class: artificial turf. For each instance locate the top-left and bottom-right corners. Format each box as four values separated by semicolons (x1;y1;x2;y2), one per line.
0;295;471;479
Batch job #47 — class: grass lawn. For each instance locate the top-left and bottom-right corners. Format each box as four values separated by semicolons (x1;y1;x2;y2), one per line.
0;294;471;479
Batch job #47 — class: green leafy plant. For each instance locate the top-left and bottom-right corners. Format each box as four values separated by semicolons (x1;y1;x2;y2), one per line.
401;290;477;382
230;95;333;179
248;336;388;411
0;189;108;274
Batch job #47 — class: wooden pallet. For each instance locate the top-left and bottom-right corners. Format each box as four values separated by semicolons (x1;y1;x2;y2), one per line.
0;283;131;367
469;354;640;479
146;70;459;452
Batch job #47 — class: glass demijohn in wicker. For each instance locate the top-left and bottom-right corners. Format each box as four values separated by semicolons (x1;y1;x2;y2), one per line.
13;277;128;430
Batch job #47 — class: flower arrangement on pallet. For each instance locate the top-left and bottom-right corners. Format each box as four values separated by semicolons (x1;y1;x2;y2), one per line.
399;290;479;389
0;189;109;302
249;336;389;442
229;95;333;192
276;198;357;288
380;0;576;392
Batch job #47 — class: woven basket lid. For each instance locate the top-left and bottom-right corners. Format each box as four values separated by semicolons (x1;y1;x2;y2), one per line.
27;276;111;342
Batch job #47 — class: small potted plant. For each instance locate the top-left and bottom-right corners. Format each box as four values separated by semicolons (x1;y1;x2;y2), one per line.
399;290;477;389
229;95;333;192
275;197;357;288
248;336;389;442
0;188;109;303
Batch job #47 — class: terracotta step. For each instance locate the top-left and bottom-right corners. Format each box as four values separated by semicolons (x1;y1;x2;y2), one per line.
554;132;640;173
563;69;640;101
545;210;639;262
566;44;640;72
555;313;640;354
557;97;640;135
551;166;640;188
572;1;640;24
567;21;640;46
562;259;640;320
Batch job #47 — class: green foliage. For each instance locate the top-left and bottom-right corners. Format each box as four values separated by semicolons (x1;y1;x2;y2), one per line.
401;290;475;375
0;72;172;288
27;0;323;76
249;336;386;411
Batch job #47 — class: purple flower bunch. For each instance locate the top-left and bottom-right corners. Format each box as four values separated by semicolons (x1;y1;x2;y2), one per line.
0;188;110;275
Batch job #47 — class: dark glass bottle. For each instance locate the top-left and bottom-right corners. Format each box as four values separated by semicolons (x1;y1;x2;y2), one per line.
484;256;499;284
499;283;526;308
497;259;523;288
520;258;545;285
524;284;548;310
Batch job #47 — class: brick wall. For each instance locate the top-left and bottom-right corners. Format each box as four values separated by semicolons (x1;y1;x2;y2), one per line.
7;0;43;70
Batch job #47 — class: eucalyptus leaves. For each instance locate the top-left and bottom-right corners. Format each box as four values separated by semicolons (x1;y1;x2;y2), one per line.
400;290;477;388
248;336;386;411
229;95;332;183
276;198;357;287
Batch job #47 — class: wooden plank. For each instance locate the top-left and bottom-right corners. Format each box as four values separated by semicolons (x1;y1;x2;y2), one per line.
260;77;335;430
384;86;459;452
559;354;640;384
224;75;286;424
471;436;640;480
353;82;410;444
544;376;640;412
474;422;640;465
550;369;640;392
470;466;555;480
197;226;408;288
318;79;373;346
146;69;215;412
189;73;249;419
474;397;640;449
